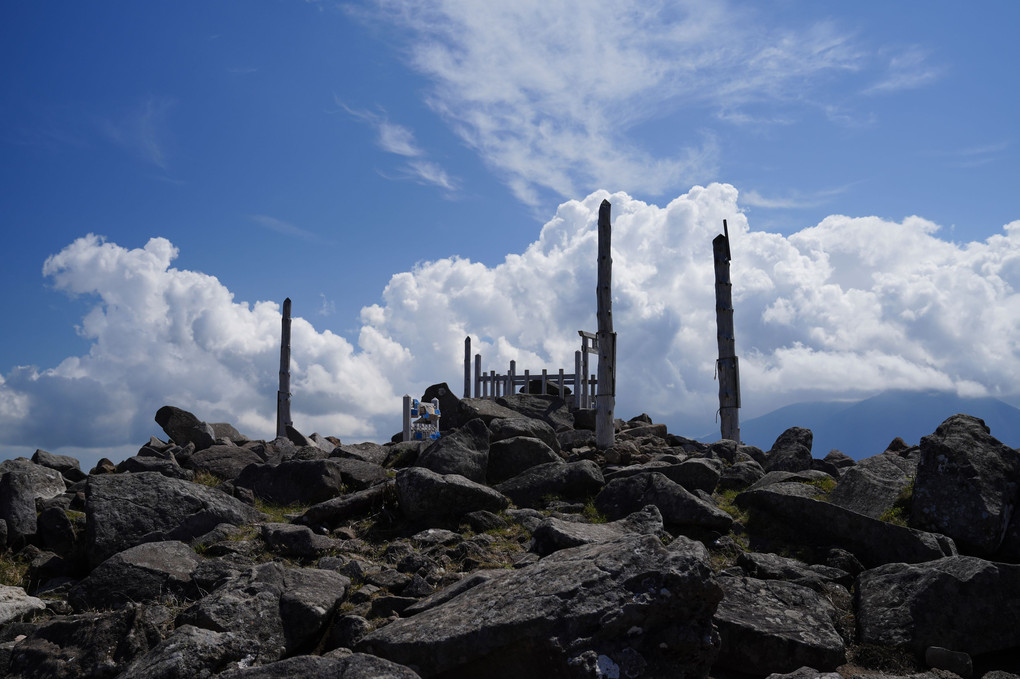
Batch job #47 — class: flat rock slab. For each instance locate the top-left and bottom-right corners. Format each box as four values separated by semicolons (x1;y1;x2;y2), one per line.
217;653;422;678
714;576;846;675
530;504;665;556
494;460;604;508
595;471;732;534
358;534;722;679
69;540;202;610
857;555;1020;656
396;467;508;525
85;472;262;566
736;483;955;567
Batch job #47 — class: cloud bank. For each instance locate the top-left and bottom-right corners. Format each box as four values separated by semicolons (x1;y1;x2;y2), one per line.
2;184;1018;455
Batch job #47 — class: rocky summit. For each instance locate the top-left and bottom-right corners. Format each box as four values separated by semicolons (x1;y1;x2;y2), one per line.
2;391;1020;679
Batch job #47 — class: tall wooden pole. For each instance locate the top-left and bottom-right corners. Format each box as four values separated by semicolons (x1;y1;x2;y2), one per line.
714;221;741;442
596;200;616;449
463;336;471;398
276;297;293;438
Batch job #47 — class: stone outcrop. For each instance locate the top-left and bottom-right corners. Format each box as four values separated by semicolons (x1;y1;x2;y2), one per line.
4;401;1020;678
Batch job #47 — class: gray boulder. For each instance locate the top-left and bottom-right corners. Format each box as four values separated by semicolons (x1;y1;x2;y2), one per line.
764;427;814;473
177;561;349;659
487;436;562;484
736;551;852;591
736;482;956;567
0;585;46;625
261;522;342;558
85;472;261;566
116;624;250;679
828;451;916;519
116;454;193;480
489;417;560;452
594;472;733;534
494;460;604;508
604;458;722;495
154;405;216;451
531;504;664;556
719;459;766;491
186;444;265;481
331;441;389;465
714;576;845;675
416;418;489;483
494;393;574;430
396;467;509;525
30;449;86;483
69;540;201;610
856;555;1020;657
0;457;67;499
910;414;1020;556
457;398;522;425
358;534;722;679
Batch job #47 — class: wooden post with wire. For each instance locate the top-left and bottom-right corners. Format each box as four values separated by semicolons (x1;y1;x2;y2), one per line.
713;221;741;442
596;200;616;449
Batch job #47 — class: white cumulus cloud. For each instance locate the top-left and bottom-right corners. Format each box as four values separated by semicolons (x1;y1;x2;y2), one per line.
2;185;1018;458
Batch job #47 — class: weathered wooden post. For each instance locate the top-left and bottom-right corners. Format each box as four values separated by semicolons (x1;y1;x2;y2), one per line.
596;200;616;449
276;297;293;438
714;220;741;442
463;336;472;398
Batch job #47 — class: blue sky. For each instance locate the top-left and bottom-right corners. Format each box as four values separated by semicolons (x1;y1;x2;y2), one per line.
2;1;1019;462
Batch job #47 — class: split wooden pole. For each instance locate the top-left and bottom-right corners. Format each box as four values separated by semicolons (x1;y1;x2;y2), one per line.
713;221;741;442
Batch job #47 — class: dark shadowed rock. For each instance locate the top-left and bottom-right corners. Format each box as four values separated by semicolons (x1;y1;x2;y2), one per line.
856;556;1020;657
234;458;386;505
489;417;560;452
422;382;462;430
396;467;509;525
117;454;193;480
261;522;342;558
295;482;393;530
457;398;521;425
494;393;574;430
186;445;265;482
155;405;216;451
595;472;733;534
736;482;956;567
736;552;852;591
531;504;665;556
494;460;604;508
217;653;422;678
358;534;722;679
209;422;246;442
7;604;162;679
764;427;814;473
36;507;77;557
720;459;766;491
331;441;389;465
910;414;1020;556
415;418;489;483
0;472;38;546
714;576;845;675
828;451;916;519
487;436;562;484
823;449;856;471
85;472;261;566
69;540;201;610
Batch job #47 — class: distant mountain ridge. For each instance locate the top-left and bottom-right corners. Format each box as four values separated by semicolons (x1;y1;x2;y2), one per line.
718;390;1020;460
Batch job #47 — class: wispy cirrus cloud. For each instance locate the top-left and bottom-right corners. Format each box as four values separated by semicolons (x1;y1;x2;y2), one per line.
337;98;459;192
100;95;175;169
250;214;329;244
864;46;943;95
360;1;940;208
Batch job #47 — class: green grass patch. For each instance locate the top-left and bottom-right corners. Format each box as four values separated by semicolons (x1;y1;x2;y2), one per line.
192;470;223;488
581;499;607;524
879;477;914;526
805;476;837;497
714;488;751;525
0;555;29;588
255;499;310;524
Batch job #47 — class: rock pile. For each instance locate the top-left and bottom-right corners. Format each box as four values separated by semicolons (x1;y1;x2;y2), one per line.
2;389;1020;678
